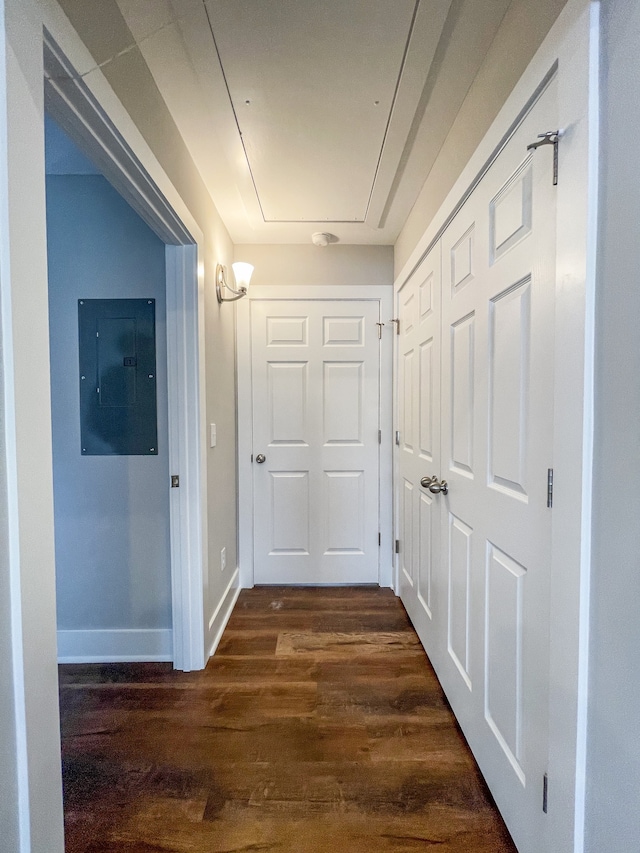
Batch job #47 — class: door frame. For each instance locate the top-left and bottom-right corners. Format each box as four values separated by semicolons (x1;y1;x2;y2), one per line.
44;33;208;672
237;285;394;589
392;1;599;850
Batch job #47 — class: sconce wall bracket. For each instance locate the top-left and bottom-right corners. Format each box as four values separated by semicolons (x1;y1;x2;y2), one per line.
216;263;247;303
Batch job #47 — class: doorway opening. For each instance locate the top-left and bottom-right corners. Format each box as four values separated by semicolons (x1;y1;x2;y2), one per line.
44;33;206;672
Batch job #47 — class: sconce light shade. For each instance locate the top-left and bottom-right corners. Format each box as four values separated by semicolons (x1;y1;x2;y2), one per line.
231;262;254;291
216;262;254;304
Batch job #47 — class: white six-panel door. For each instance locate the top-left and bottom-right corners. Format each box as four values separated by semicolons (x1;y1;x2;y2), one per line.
251;300;381;585
397;244;442;656
397;77;557;853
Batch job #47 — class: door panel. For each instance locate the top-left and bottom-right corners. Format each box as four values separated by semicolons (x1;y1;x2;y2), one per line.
396;79;557;853
252;300;380;584
397;244;442;654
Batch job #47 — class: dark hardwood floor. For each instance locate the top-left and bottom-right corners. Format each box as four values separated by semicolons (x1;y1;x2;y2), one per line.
59;587;516;852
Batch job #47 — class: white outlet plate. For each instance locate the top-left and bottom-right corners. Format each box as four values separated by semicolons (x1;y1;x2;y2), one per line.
220;546;226;571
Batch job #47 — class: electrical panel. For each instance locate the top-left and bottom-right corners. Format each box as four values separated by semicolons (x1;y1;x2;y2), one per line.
78;298;158;455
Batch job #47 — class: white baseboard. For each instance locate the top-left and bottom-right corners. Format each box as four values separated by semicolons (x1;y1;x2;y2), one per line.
207;567;241;659
57;628;173;663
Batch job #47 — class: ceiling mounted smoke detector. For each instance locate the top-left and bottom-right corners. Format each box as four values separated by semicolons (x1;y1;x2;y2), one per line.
311;232;334;247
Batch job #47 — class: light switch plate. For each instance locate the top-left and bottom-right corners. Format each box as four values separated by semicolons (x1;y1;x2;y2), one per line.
210;423;217;448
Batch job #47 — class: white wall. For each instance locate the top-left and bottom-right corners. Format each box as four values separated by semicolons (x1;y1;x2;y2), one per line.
235;244;393;288
47;174;171;642
0;301;20;853
0;0;65;849
585;2;640;849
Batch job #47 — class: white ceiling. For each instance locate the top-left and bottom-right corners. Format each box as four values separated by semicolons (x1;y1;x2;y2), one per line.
113;0;514;245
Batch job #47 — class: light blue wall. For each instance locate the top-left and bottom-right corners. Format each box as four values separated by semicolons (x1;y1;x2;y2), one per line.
46;173;171;631
585;1;640;850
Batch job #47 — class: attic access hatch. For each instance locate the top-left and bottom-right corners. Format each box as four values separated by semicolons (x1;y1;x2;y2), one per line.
204;0;447;225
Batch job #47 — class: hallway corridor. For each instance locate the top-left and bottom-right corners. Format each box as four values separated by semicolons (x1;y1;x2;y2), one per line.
59;587;516;852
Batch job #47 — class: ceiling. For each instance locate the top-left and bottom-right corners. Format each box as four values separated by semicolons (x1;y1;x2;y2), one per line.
101;0;517;245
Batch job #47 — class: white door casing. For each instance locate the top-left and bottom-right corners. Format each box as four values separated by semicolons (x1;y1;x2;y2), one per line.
398;78;557;853
238;286;394;590
44;33;208;671
251;299;380;585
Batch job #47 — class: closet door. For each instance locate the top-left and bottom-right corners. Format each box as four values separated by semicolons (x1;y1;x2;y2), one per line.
396;245;442;658
438;78;557;852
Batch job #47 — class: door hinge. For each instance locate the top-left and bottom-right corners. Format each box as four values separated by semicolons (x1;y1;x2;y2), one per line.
395;430;400;446
527;130;562;186
378;429;382;445
395;539;400;554
547;468;554;508
378;532;381;547
389;318;400;335
542;772;549;814
376;322;384;339
171;475;180;488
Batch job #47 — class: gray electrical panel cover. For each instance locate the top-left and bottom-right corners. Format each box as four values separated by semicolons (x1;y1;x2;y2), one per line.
78;298;158;455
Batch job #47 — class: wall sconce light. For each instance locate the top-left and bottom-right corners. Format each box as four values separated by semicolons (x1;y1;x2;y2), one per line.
216;262;254;303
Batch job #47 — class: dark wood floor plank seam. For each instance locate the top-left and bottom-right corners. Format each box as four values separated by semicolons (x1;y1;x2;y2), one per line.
59;586;516;853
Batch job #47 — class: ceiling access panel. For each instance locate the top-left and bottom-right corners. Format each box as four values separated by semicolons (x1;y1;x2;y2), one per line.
205;0;418;223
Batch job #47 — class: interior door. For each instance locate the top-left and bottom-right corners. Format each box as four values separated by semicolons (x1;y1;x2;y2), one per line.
438;80;557;853
397;244;442;657
251;299;381;585
397;78;558;853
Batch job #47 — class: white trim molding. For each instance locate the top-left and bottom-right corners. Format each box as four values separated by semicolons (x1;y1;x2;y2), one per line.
207;567;241;658
57;629;173;664
237;285;394;590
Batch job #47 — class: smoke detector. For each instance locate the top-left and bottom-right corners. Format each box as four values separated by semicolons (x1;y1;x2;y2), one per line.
311;232;333;247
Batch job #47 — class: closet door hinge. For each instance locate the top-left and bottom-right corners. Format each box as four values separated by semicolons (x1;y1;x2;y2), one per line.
395;539;400;554
547;468;554;508
376;322;384;339
378;532;381;547
389;318;400;335
378;430;382;445
542;773;549;814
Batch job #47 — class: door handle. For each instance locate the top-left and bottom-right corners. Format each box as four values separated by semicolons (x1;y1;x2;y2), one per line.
255;454;266;464
428;478;448;496
420;475;448;495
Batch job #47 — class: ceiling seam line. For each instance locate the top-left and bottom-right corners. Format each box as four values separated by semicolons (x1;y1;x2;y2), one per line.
202;0;268;223
364;0;422;222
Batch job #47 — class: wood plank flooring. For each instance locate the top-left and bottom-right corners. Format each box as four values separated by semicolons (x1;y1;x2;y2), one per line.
59;587;516;852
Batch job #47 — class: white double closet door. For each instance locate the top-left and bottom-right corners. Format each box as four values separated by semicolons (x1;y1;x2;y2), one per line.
398;79;557;853
251;299;381;585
